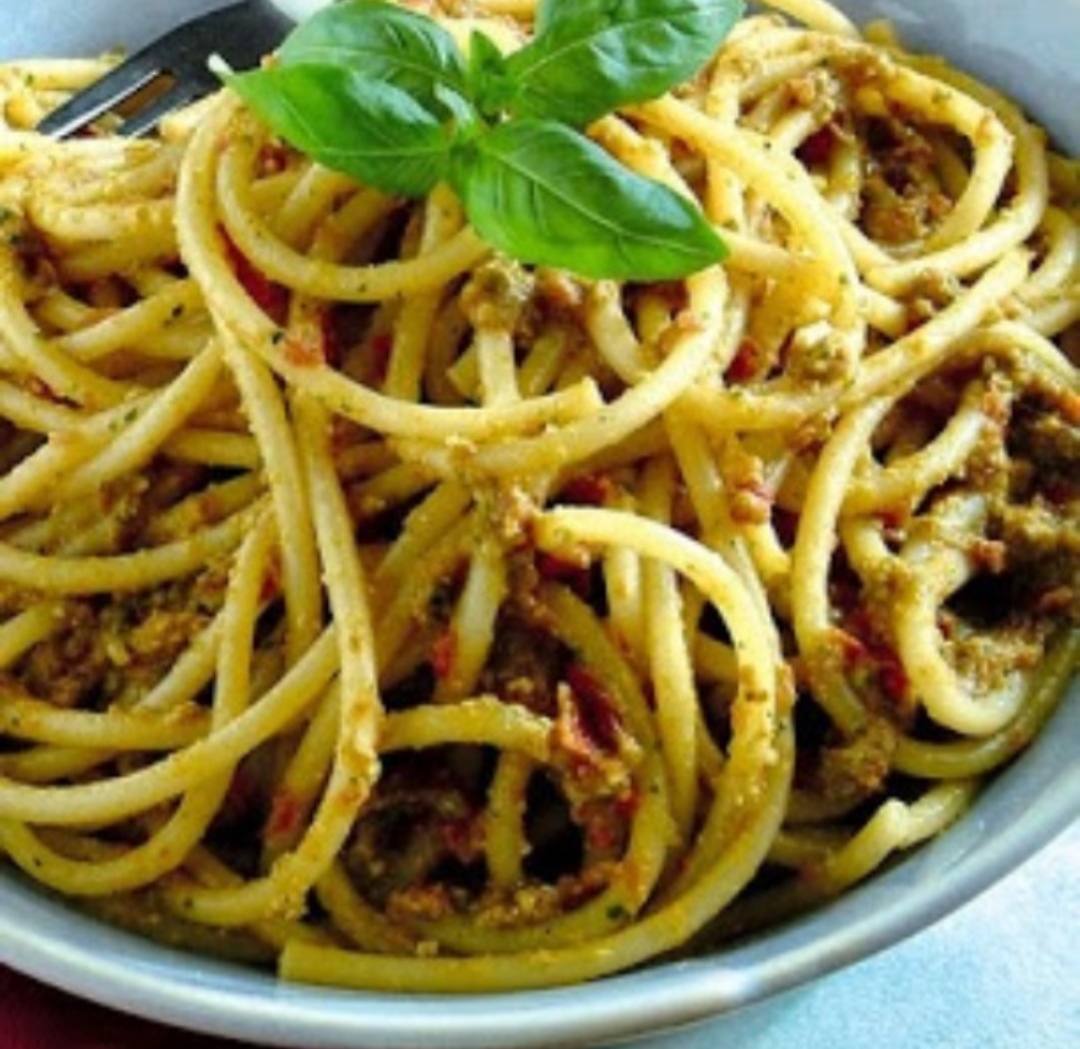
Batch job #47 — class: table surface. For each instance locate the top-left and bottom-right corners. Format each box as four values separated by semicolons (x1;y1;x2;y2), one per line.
1;818;1077;1049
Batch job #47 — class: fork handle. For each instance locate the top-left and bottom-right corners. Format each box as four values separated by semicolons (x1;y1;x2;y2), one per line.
268;0;335;23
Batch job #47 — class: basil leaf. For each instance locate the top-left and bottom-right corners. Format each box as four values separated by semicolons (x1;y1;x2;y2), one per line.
278;0;467;112
221;0;737;280
467;30;515;119
227;63;453;197
506;0;745;127
448;120;726;281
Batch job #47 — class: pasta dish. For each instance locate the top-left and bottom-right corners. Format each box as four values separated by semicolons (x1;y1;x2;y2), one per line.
0;0;1076;992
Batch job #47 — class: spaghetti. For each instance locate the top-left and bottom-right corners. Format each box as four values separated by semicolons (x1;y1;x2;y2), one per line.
0;0;1077;992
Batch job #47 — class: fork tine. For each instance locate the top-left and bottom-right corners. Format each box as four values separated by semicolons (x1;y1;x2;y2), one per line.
118;78;215;138
36;1;295;140
36;55;162;138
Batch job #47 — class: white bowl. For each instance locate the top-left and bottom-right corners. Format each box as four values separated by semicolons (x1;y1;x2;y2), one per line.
0;2;1078;1047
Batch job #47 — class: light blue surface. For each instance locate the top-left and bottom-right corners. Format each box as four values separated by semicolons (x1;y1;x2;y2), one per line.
635;819;1080;1049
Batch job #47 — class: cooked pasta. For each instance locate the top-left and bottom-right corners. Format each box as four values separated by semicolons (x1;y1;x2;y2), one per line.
0;0;1077;993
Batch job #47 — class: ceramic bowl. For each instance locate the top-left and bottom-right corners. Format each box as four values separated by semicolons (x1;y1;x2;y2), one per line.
1;2;1078;1046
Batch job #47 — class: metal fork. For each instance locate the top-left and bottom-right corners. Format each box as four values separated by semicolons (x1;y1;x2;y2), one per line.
37;0;328;138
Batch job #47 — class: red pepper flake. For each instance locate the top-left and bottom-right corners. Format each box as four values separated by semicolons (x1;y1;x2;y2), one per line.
440;814;482;863
830;626;869;664
970;537;1006;574
726;338;765;383
875;505;909;533
560;473;615;506
797;126;837;167
584;811;622;854
877;654;909;704
367;330;393;383
259;558;282;604
264;789;303;843
581;789;638;855
224;234;289;325
257;141;291;176
431;628;457;680
536;552;592;600
565;663;622;753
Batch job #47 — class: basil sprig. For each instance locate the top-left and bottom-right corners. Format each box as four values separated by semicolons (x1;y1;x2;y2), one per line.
223;0;743;280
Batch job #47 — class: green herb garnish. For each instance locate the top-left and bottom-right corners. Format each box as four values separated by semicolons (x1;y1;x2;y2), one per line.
221;0;744;281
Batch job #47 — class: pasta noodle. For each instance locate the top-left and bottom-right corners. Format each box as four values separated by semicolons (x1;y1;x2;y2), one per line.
0;0;1077;993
